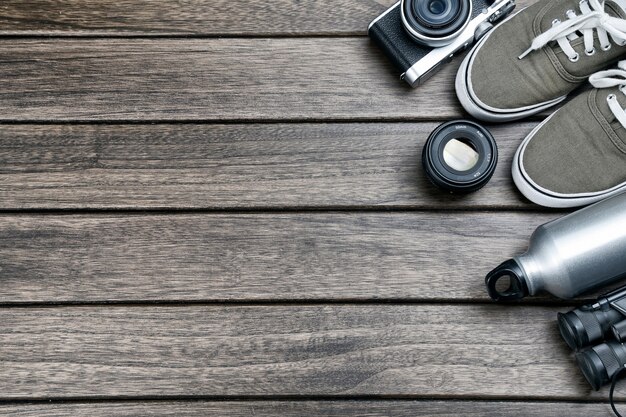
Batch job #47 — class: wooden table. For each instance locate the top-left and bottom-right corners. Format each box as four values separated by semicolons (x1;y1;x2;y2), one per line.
0;0;618;415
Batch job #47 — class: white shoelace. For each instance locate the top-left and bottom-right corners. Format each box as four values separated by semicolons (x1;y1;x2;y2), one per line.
519;0;626;61
589;60;626;127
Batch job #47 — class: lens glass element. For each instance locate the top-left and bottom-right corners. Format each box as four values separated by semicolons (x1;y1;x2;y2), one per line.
442;138;479;172
429;0;446;14
414;0;461;28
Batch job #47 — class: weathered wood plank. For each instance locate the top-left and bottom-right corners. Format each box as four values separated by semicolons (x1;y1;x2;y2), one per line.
0;123;534;209
0;212;556;303
0;0;536;36
0;38;467;121
0;208;604;306
0;304;604;399
0;400;619;416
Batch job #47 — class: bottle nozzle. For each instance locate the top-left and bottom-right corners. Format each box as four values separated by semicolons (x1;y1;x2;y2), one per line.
485;259;529;301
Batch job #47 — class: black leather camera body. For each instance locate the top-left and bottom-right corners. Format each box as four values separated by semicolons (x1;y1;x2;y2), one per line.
368;0;515;87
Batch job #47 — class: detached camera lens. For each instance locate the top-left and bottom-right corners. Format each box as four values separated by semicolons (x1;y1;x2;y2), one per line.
422;120;498;193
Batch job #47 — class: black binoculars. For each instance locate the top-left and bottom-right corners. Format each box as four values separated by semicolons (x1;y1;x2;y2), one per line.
558;286;626;391
558;286;626;350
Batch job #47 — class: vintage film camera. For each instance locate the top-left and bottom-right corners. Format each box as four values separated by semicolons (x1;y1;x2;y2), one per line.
368;0;516;86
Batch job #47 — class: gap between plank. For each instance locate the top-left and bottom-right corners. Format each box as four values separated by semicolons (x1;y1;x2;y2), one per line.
0;206;563;215
0;395;617;404
0;115;549;124
0;298;579;309
0;34;367;39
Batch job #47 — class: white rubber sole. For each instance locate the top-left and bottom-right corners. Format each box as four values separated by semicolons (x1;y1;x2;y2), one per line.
455;8;568;123
512;112;626;208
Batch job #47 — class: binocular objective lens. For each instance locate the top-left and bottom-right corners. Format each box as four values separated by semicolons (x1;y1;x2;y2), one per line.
576;342;626;390
557;312;586;351
558;305;625;350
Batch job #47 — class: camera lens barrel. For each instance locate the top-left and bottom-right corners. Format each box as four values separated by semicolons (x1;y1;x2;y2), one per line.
401;0;471;46
422;120;497;193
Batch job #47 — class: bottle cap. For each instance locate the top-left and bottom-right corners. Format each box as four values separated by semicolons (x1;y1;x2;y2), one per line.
485;259;529;301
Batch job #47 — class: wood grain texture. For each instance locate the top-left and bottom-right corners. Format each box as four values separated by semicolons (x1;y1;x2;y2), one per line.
0;123;535;209
0;37;562;121
0;400;620;416
0;0;591;411
0;0;536;36
0;38;469;121
0;212;556;303
0;304;606;399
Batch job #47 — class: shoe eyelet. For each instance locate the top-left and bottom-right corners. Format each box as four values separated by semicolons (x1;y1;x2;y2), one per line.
620;85;626;94
602;43;612;51
569;53;580;62
552;18;562;25
585;47;596;56
579;0;586;5
608;94;617;101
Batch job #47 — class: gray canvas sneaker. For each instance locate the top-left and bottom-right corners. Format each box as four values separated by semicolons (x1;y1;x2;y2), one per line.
456;0;626;122
512;60;626;207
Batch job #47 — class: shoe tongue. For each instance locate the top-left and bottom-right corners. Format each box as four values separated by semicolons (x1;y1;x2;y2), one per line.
538;0;626;77
539;0;626;33
594;87;626;148
534;0;626;31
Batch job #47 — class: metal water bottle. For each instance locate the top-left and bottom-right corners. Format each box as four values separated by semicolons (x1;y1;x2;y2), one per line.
486;191;626;301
